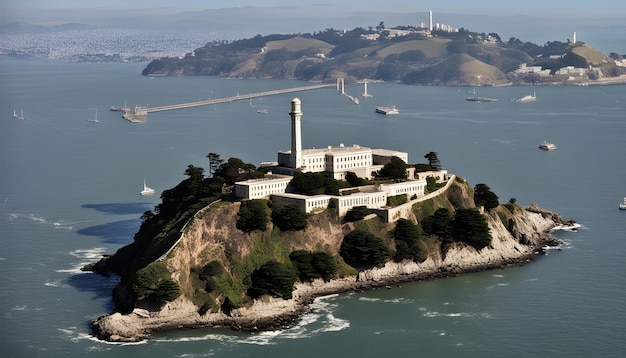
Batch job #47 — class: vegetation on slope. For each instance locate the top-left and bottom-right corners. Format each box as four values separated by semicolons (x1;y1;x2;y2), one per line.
96;153;523;316
142;25;622;85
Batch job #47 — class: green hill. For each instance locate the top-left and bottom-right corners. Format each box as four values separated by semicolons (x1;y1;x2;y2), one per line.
141;26;622;85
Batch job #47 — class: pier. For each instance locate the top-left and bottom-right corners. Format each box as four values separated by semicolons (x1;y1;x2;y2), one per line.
116;81;339;122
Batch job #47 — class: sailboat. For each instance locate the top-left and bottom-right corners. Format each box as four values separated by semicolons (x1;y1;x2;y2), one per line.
140;180;155;196
87;109;99;123
13;109;24;120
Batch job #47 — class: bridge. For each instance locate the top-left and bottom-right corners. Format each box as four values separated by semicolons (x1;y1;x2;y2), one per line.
117;80;344;122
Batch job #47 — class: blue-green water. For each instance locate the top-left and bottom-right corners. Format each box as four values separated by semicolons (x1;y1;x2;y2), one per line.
1;58;625;357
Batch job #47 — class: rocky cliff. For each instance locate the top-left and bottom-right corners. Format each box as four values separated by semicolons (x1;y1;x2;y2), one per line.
91;180;564;342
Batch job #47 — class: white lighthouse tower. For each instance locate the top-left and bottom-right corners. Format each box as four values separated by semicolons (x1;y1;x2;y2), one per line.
289;98;303;169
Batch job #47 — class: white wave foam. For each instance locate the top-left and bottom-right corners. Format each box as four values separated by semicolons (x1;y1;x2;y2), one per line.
154;295;349;346
550;223;584;232
59;327;147;346
70;247;107;260
7;212;76;230
45;280;68;288
358;297;381;302
423;309;493;319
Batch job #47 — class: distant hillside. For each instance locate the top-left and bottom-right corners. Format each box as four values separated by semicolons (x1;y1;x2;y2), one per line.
142;26;623;86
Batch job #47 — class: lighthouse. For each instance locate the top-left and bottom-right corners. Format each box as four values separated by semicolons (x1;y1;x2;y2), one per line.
289;98;303;169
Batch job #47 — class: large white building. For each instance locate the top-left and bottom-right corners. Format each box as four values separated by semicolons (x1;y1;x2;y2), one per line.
276;98;408;180
233;98;430;219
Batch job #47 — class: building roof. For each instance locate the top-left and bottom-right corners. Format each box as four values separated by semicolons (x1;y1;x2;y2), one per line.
279;143;372;157
234;173;292;186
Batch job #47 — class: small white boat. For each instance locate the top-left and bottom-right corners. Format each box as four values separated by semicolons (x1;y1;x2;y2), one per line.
512;92;537;103
376;105;399;115
13;109;24;120
539;141;557;151
619;197;626;210
140;180;155;196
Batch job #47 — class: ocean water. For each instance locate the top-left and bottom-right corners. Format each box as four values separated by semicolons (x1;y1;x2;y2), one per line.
1;58;625;357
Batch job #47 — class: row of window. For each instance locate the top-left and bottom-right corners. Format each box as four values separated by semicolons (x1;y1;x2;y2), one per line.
338;195;385;208
391;185;424;195
307;199;330;208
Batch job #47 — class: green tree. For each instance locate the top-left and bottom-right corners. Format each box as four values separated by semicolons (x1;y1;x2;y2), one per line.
340;229;391;269
236;199;269;233
344;206;372;222
421;208;452;241
199;261;223;281
248;260;297;299
379;156;408;180
206;152;224;177
214;157;258;185
393;219;426;262
132;262;180;303
474;183;499;210
289;250;337;282
154;279;181;303
424;152;441;170
452;208;491;249
271;204;308;231
289;172;340;196
345;171;367;187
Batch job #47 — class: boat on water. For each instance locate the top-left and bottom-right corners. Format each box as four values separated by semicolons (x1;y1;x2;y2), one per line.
13;109;24;120
376;105;399;115
512;92;537;103
256;107;269;114
619;197;626;210
140;180;155;196
539;141;557;151
466;87;498;102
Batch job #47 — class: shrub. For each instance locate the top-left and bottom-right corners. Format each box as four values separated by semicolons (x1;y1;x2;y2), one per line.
421;208;452;242
154;279;181;303
236;199;269;233
272;204;308;231
340;229;391;269
452;208;491;249
248;261;297;300
393;219;427;262
345;206;372;222
387;194;408;207
290;250;337;282
474;184;499;210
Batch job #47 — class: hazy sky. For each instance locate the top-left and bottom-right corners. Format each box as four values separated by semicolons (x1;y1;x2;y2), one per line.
4;0;626;19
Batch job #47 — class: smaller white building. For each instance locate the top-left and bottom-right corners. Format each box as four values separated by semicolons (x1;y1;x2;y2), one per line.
514;63;551;76
233;173;292;200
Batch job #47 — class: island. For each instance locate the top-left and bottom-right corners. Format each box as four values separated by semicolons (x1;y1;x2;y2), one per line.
86;98;572;342
141;21;625;86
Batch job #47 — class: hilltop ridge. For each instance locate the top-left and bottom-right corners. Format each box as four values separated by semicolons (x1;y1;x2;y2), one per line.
142;26;625;86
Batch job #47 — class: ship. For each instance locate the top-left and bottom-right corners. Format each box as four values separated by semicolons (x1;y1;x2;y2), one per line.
466;87;498;102
512;92;537;103
539;141;557;151
375;105;399;115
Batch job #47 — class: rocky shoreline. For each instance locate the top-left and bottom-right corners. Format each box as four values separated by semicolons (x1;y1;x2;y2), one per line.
90;204;566;342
